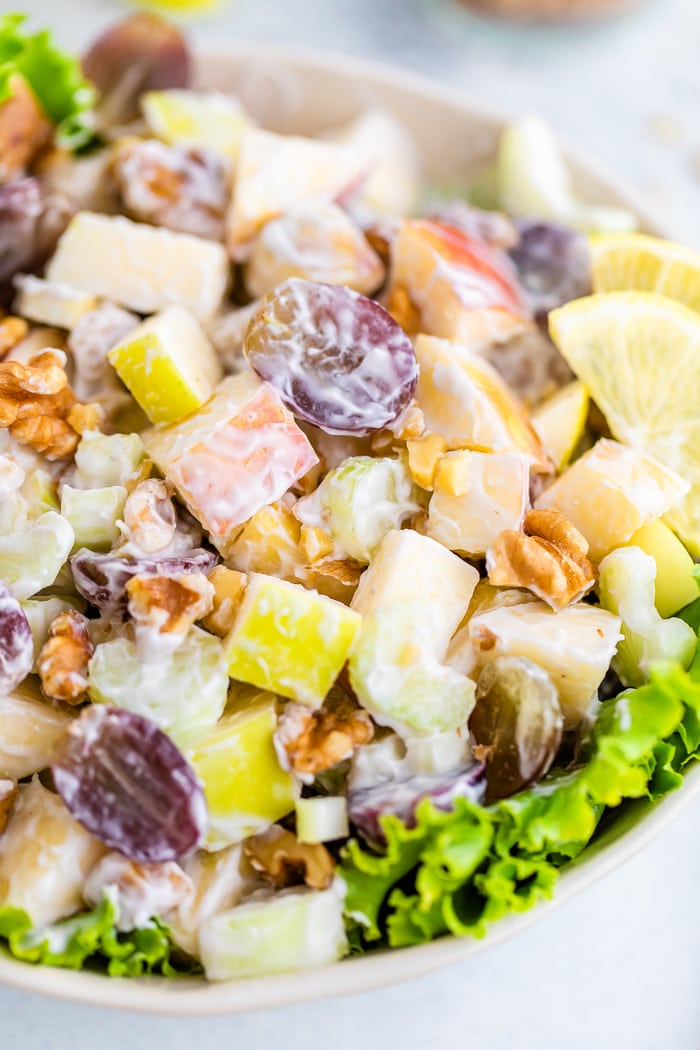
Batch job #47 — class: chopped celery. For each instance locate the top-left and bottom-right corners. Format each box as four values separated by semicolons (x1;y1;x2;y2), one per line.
73;432;145;490
0;512;74;600
296;797;349;844
598;546;696;687
60;485;127;551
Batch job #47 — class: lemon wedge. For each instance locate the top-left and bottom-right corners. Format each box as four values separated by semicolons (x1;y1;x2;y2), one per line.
590;233;700;313
549;291;700;555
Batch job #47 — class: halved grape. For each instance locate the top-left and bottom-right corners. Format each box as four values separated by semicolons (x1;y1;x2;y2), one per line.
347;762;486;844
508;220;591;318
71;547;217;616
469;656;563;802
243;278;418;435
51;705;207;863
0;582;33;696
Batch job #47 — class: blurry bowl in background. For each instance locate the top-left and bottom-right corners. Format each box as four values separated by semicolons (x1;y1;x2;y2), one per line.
452;0;646;19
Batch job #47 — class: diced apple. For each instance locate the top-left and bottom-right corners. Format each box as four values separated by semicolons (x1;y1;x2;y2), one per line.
108;305;223;425
351;529;479;654
387;219;528;347
414;334;551;471
464;600;622;728
535;439;690;562
13;275;98;330
187;688;299;850
0;681;75;779
223;573;361;707
330;108;421;216
245;202;384;299
142;89;255;162
199;879;347;980
226;128;367;259
0;777;105;926
427;450;529;557
143;373;318;551
47;212;230;321
531;380;589;471
622;520;699;618
60;484;127;551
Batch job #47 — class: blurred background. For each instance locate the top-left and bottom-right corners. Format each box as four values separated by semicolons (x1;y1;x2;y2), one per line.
16;0;700;244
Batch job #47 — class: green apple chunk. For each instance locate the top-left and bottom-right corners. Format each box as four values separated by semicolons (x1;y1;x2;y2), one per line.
199;879;347;980
142;89;254;161
349;602;476;737
73;432;145;489
60;485;127;551
108;305;223;425
294;455;422;564
0;512;74;600
88;626;228;748
224;573;362;707
187;688;300;850
598;546;696;688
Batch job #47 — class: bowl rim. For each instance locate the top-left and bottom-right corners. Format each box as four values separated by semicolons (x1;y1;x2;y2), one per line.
0;38;690;1016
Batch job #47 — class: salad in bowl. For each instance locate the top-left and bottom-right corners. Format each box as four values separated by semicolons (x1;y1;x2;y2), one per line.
0;10;699;989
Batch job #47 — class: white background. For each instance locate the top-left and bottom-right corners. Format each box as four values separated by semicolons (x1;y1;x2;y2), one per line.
6;0;700;1046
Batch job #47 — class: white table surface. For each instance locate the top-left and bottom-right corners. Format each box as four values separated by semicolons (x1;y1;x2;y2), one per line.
7;0;700;1046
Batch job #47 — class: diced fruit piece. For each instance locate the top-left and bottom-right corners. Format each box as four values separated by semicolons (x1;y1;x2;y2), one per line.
13;275;98;329
351;529;479;653
0;511;74;600
21;596;80;668
199;880;347;980
0;680;74;778
465;600;622;728
83;853;192;932
347;761;486;844
46;212;229;321
144;373;318;549
598;546;696;688
330;108;420;216
223;573;361;707
497;114;636;235
0;581;33;695
245;202;384;299
202;566;247;637
508;220;591;317
414;335;551;471
82;12;190;126
294;455;422;563
226;127;366;259
427;450;529;557
71;547;217;616
0;777;105;927
187;688;299;850
549;292;700;555
52;705;207;863
60;484;127;551
470;656;563;802
244;279;418;436
73;431;145;489
296;797;349;844
406;432;447;491
534;438;689;562
589;232;700;312
531;380;589;470
622;520;699;618
387;219;528;347
108;305;222;425
349;602;477;736
88;626;228;748
142;89;254;161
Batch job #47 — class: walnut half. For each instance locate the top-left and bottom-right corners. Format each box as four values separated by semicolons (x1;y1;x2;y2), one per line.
243;825;335;891
486;508;596;612
276;694;374;780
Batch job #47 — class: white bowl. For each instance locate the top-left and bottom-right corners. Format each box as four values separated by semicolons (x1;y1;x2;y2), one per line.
1;41;696;1015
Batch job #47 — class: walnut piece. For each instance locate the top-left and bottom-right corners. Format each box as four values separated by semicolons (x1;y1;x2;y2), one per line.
486;508;596;611
0;317;29;358
243;825;335;890
277;695;374;778
126;572;215;637
0;349;100;459
38;610;94;704
0;779;18;835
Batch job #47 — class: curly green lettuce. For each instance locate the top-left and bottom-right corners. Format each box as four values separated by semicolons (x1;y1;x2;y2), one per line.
0;13;95;148
0;892;199;977
341;646;700;949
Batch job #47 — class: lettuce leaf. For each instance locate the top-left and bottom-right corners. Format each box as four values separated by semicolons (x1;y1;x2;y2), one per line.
341;649;700;949
0;893;200;977
0;14;95;148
